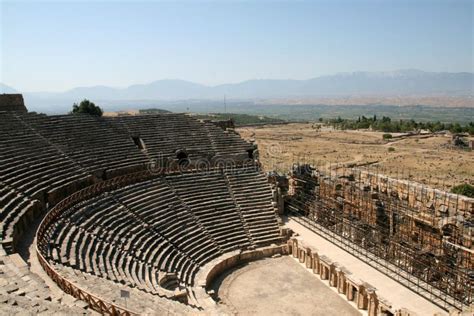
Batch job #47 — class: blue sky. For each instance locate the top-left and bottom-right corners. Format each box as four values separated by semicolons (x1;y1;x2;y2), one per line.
1;0;472;92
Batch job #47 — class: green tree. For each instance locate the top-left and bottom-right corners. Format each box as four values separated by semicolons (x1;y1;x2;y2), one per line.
451;184;474;198
450;123;463;134
467;122;474;135
71;99;103;117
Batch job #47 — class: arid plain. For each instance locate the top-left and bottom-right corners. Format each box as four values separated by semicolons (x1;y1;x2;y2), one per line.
237;123;474;191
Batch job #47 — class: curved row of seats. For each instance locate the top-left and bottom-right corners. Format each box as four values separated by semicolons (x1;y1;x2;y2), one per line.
0;109;278;313
45;182;211;287
165;172;252;252
54;264;198;314
116;114;217;162
43;169;281;301
20;112;149;177
0;113;91;201
116;114;254;161
48;192;193;296
0;111;255;254
0;182;42;252
0;112;93;252
203;121;255;158
225;169;282;246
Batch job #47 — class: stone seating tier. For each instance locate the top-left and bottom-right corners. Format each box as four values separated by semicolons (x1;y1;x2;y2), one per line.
43;169;281;304
0;110;278;314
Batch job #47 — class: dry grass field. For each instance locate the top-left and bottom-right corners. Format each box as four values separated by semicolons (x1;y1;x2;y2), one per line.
237;123;474;191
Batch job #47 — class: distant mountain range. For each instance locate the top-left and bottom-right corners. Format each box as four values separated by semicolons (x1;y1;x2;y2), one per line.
1;70;472;113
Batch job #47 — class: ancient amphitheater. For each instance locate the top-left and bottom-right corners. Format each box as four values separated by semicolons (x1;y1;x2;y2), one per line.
0;94;472;315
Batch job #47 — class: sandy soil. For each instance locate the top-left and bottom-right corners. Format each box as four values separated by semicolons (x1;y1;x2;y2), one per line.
213;256;360;316
237;123;474;191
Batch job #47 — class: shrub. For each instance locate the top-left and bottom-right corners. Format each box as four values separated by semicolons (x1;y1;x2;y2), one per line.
388;147;395;152
383;133;393;140
451;184;474;198
71;99;103;117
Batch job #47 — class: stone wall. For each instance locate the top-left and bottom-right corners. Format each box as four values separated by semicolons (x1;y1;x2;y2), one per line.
357;170;473;233
192;245;288;309
0;94;27;112
193;239;419;316
285;165;473;308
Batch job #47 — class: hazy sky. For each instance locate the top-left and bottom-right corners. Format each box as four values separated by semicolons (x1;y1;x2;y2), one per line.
1;0;473;92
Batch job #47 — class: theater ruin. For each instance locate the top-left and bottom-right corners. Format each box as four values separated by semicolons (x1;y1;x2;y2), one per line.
0;95;472;315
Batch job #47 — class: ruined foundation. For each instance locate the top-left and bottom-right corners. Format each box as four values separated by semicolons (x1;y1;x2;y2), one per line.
285;164;473;312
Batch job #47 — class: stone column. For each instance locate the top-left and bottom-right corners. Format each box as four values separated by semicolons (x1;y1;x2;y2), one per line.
346;279;361;303
367;290;379;316
305;248;312;268
321;264;329;280
292;239;298;258
346;283;355;301
319;256;332;281
357;285;368;310
336;269;346;294
329;264;338;287
312;253;320;275
298;247;305;263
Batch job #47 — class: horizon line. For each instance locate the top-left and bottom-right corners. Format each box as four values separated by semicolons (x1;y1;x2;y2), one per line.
2;68;474;94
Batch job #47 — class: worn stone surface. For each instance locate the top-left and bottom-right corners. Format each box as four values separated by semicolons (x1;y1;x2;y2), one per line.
214;256;360;316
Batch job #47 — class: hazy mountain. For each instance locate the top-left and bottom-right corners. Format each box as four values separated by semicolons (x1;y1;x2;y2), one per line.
126;80;209;99
65;85;120;99
299;70;473;96
9;70;474;100
2;70;473;113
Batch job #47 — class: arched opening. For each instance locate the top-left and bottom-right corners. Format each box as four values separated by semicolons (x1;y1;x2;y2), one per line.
131;136;144;149
176;150;189;167
247;149;254;159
